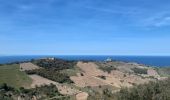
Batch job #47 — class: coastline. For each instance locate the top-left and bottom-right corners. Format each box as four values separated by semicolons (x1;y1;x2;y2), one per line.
0;55;170;67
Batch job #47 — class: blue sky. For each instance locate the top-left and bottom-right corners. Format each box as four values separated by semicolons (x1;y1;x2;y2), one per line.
0;0;170;55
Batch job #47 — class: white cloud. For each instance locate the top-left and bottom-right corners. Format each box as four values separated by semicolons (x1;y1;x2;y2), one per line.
84;5;139;15
143;12;170;27
154;16;170;27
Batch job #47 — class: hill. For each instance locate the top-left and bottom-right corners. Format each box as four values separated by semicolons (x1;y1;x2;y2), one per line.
0;58;170;100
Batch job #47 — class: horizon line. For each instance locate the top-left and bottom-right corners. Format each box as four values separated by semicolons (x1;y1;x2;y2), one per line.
1;54;170;57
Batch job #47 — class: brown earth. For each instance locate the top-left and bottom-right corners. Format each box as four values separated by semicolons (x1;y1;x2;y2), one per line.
21;61;162;100
29;74;79;95
20;63;40;71
29;74;88;100
147;68;159;77
71;62;152;88
76;92;88;100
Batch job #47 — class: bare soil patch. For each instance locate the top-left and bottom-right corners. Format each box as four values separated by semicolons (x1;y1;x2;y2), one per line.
147;68;159;76
71;74;107;87
76;92;88;100
71;62;109;87
71;62;151;88
29;74;80;95
20;63;40;71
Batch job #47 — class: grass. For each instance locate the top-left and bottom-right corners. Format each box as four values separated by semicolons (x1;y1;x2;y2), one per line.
90;85;119;94
60;66;81;76
60;69;78;76
0;64;32;88
131;68;148;74
157;67;170;77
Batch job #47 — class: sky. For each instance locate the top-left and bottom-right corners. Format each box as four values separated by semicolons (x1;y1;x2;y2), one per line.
0;0;170;55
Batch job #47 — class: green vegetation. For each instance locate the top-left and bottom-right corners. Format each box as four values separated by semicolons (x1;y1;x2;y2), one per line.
60;67;80;76
1;59;170;100
87;87;116;100
131;68;148;74
0;83;66;100
0;60;77;100
116;78;170;100
28;59;77;84
0;64;32;88
157;67;170;77
88;78;170;100
99;65;117;73
34;58;76;70
25;69;73;84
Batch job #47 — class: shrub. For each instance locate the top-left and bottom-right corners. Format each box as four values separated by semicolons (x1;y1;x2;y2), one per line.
35;59;76;71
132;68;147;74
25;69;73;84
116;78;170;100
99;66;117;73
98;75;106;80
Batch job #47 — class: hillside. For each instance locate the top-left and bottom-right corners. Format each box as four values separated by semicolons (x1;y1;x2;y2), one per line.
157;67;170;77
0;64;32;88
0;58;169;100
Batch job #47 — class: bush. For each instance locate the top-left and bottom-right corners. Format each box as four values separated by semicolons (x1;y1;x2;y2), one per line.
35;59;76;71
25;69;73;84
80;73;84;76
88;78;170;100
98;75;106;80
99;66;117;73
132;68;147;74
28;59;76;83
116;78;170;100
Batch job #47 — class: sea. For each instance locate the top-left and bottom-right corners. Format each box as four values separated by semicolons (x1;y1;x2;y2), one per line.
0;55;170;67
